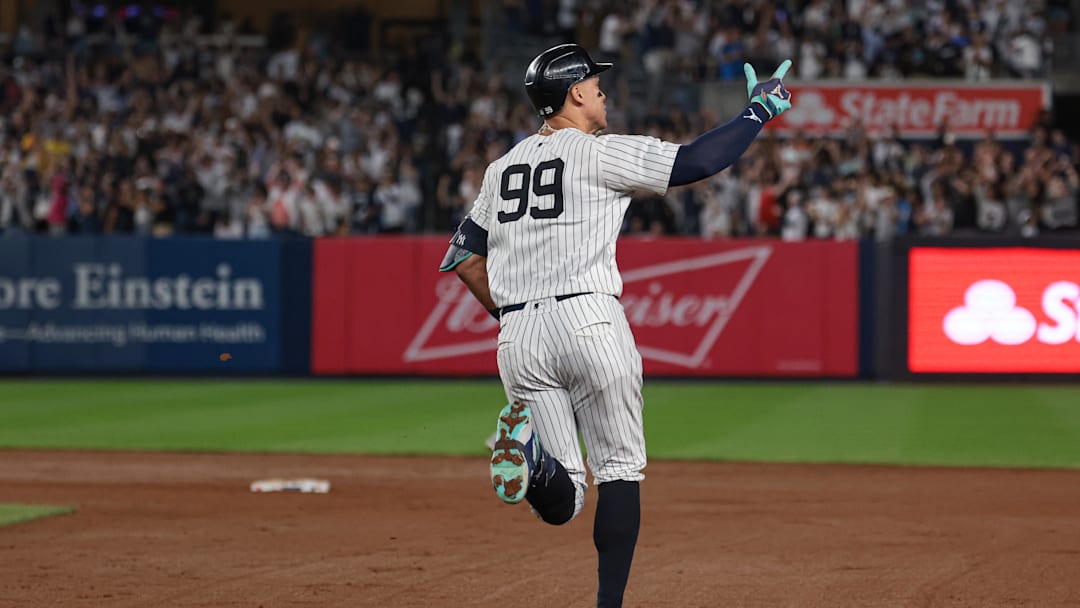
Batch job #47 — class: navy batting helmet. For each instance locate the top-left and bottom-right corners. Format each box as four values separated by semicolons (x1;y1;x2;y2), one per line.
524;44;613;118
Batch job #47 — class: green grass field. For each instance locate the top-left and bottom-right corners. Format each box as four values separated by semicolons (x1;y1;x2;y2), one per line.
2;379;1079;468
0;504;73;528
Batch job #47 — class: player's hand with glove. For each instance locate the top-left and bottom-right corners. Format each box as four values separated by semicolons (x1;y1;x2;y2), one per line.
744;59;793;121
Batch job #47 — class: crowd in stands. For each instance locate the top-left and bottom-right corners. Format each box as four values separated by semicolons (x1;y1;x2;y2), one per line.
0;1;1076;241
516;0;1069;82
629;120;1079;241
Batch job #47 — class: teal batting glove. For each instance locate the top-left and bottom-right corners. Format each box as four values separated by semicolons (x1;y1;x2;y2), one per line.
744;59;793;121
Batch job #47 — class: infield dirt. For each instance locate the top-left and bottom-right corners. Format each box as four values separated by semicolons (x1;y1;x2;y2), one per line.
2;450;1079;607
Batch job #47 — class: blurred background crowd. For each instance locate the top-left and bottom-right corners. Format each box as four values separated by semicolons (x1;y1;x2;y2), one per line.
0;0;1076;241
530;0;1064;81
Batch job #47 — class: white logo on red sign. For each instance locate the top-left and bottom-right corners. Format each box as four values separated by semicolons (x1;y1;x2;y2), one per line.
779;91;835;128
403;246;772;367
944;279;1080;345
776;83;1047;137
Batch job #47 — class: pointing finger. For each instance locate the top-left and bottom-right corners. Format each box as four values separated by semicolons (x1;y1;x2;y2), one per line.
743;62;758;95
771;59;792;80
743;62;758;86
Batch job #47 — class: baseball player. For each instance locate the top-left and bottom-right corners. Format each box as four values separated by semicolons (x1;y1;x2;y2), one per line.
439;44;793;607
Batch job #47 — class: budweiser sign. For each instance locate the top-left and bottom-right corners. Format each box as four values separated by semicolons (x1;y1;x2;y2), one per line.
404;246;772;368
311;237;858;377
773;82;1049;138
404;278;500;362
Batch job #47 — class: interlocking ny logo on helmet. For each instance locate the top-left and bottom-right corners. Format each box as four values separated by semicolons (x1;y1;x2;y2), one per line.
525;44;612;117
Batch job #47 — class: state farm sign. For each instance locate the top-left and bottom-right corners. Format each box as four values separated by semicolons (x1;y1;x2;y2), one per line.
909;247;1080;373
773;82;1049;138
311;237;858;377
943;280;1080;346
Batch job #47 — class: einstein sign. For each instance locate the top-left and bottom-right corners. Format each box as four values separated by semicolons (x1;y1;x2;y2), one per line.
0;238;284;372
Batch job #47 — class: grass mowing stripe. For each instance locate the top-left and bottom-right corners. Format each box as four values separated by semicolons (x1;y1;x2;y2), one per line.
0;380;508;454
645;383;912;463
914;385;1080;468
658;383;1080;467
0;504;74;528
664;384;917;463
2;380;1080;468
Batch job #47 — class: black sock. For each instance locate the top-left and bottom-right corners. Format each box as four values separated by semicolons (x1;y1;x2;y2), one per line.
525;450;576;525
593;480;640;608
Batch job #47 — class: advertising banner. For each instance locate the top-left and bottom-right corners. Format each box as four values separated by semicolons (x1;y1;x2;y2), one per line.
909;247;1080;373
0;237;284;372
773;81;1049;138
312;237;859;377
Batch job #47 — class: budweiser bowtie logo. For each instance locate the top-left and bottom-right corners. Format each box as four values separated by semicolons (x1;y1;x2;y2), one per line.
403;278;500;362
403;246;771;368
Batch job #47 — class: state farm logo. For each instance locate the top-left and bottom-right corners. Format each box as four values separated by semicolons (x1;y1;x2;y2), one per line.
403;246;772;367
944;279;1080;346
840;91;1020;131
781;91;835;128
777;84;1043;136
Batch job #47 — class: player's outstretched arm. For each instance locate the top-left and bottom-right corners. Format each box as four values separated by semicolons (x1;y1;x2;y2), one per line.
668;60;793;188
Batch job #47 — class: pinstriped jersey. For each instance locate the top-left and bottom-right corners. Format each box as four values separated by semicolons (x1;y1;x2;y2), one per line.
467;127;679;308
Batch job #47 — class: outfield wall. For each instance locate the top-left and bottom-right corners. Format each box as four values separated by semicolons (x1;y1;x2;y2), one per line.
311;237;858;377
4;235;1078;379
0;235;857;377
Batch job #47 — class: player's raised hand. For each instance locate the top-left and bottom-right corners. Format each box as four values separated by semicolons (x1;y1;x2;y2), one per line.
743;59;793;121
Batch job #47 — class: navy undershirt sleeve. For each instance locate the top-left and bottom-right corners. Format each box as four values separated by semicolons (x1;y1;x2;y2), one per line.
454;217;488;257
668;104;769;187
438;217;489;272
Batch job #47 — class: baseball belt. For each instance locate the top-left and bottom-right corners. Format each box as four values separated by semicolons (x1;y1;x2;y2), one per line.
499;292;592;318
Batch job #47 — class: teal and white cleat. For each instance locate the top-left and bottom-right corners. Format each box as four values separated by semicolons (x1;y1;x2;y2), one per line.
490;401;541;504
